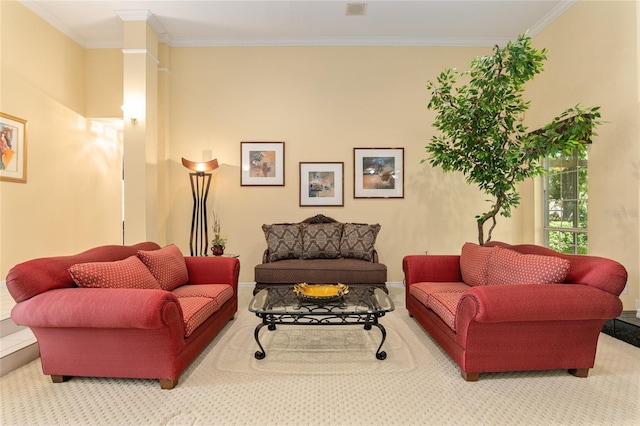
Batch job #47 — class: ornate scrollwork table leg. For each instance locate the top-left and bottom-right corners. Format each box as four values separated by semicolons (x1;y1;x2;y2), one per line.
254;321;267;359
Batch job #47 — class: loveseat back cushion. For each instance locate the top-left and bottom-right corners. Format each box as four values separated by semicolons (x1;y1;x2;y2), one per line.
339;223;381;261
69;255;161;290
5;242;160;303
137;244;189;291
486;245;570;285
300;223;343;259
459;242;493;286
262;224;303;262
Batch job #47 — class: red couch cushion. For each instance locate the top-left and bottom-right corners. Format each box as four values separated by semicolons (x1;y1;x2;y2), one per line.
430;292;463;331
409;282;469;309
69;255;161;290
459;242;494;286
178;297;220;337
137;244;189;291
172;284;234;307
486;246;570;285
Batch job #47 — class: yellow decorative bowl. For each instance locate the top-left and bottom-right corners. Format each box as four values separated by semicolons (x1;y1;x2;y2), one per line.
293;283;349;300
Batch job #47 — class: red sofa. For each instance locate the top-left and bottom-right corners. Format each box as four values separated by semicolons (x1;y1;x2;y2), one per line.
403;242;627;381
6;242;240;389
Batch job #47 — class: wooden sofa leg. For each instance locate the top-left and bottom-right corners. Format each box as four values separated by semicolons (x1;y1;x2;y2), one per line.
51;375;71;383
160;378;179;390
568;368;589;378
461;371;479;381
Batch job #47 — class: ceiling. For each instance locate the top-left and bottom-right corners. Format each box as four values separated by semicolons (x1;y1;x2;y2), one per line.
20;0;577;49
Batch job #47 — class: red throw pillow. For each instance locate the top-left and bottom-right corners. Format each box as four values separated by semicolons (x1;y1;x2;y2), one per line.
137;244;189;291
459;242;494;286
486;246;570;285
69;255;161;289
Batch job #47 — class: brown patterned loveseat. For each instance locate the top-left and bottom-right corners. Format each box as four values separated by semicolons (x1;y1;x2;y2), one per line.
254;215;387;294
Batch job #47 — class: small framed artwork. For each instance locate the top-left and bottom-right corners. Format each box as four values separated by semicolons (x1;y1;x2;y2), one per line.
0;112;27;183
354;148;404;198
299;162;344;207
240;142;285;186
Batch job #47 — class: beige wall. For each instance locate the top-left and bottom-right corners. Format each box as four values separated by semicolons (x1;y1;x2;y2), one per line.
524;0;639;309
85;49;123;118
2;1;638;310
165;45;505;283
0;1;123;276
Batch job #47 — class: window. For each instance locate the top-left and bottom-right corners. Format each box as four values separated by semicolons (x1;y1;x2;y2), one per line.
543;148;588;254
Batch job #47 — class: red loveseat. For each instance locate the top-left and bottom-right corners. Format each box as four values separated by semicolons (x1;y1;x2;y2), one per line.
403;242;627;381
6;242;240;389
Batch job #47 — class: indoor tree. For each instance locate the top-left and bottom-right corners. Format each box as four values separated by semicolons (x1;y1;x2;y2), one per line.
423;33;601;245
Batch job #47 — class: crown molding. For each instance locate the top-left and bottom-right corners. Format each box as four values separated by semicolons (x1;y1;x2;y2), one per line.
19;0;87;47
167;36;509;48
528;0;577;37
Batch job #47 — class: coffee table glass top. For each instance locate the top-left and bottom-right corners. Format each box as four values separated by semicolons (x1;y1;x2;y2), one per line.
249;286;394;315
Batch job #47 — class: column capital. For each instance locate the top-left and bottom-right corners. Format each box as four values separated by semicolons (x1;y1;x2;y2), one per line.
115;10;165;35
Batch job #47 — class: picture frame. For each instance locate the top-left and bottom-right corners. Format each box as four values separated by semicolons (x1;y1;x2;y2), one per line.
0;112;27;183
354;148;404;198
240;142;285;186
299;162;344;207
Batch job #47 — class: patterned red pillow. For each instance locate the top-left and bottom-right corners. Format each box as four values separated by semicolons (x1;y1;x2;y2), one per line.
486;246;570;285
459;242;494;286
137;244;189;291
69;255;161;289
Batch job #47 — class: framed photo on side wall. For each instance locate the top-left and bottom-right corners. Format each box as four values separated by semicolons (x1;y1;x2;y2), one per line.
241;141;285;186
300;162;344;207
0;112;27;183
354;148;404;198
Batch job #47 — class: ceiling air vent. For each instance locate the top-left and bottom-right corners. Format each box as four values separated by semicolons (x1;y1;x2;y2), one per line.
345;3;367;16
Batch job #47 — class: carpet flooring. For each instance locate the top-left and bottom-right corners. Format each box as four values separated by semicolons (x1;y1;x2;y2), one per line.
1;284;639;426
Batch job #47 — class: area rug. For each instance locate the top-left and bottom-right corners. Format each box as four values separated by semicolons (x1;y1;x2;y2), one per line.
213;318;415;375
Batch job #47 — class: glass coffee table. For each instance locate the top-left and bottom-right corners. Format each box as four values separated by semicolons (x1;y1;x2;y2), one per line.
248;286;395;360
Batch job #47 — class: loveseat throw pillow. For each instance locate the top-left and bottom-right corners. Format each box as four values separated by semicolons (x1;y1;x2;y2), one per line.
69;255;161;290
262;224;303;262
339;223;381;261
486;245;570;285
459;242;494;286
301;222;343;259
137;244;189;291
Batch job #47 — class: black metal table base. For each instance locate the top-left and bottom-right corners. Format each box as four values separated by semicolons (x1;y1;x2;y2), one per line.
253;312;389;360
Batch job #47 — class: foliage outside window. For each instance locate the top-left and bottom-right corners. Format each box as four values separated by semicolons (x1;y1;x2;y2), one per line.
544;148;588;254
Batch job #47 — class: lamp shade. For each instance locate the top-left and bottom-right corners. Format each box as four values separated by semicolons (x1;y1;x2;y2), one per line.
181;157;219;173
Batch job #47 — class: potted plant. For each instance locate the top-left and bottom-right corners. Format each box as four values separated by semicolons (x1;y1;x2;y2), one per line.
211;212;227;256
424;33;601;245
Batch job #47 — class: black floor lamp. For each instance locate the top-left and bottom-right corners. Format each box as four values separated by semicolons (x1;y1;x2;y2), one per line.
181;157;219;256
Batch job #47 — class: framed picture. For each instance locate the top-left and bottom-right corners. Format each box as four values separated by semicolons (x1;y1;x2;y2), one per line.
299;162;344;207
241;142;285;186
0;112;27;183
354;148;404;198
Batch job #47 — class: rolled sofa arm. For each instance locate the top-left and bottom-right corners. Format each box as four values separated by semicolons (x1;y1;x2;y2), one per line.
458;284;623;324
403;255;462;285
11;288;183;329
